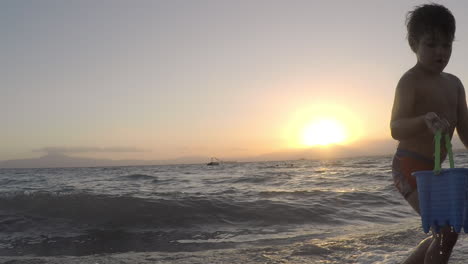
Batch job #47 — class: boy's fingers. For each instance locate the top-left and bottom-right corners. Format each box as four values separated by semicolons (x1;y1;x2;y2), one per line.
424;112;438;122
443;119;451;131
423;113;452;134
435;118;450;133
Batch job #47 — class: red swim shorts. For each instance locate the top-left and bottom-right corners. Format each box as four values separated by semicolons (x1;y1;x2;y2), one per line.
392;148;434;198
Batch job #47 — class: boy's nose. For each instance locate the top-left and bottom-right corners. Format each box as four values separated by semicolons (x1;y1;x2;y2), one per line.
435;45;450;56
434;48;444;57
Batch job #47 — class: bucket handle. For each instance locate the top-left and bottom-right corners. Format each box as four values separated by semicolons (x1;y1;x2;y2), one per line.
434;130;455;174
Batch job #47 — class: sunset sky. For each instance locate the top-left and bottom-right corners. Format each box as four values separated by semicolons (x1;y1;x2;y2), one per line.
3;0;468;162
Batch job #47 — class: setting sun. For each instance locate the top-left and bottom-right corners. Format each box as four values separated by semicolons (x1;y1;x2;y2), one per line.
283;103;362;149
302;118;347;146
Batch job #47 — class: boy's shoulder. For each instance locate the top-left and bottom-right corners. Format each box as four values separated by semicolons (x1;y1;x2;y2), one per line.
398;69;463;89
396;69;420;91
442;72;463;86
441;73;464;94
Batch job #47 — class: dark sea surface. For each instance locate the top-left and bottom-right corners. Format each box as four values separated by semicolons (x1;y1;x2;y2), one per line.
1;153;468;263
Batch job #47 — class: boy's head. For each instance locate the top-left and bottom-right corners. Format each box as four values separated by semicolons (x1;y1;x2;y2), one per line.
406;4;455;53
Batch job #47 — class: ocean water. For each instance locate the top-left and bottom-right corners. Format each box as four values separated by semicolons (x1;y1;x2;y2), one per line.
1;153;468;263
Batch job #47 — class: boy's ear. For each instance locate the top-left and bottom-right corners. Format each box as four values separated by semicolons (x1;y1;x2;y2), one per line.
408;37;418;53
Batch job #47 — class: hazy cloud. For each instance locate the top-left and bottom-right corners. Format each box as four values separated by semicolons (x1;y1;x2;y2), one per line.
33;147;149;155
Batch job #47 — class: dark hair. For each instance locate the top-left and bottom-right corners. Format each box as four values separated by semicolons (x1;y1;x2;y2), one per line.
406;3;455;52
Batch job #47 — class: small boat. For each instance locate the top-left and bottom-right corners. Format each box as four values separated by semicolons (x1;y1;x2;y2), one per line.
207;157;220;166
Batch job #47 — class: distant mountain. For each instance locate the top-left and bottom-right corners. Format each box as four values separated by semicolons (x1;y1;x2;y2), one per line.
4;137;463;169
244;138;398;162
0;154;209;169
244;137;467;162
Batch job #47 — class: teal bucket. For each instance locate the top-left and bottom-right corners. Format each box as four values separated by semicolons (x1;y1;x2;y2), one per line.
411;131;468;233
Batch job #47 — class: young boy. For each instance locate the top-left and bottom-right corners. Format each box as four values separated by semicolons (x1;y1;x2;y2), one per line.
391;4;468;264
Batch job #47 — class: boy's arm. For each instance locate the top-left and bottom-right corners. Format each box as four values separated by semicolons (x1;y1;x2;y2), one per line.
455;78;468;147
390;76;427;140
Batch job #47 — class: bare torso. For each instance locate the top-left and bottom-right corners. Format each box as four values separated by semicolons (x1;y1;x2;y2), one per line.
397;68;460;160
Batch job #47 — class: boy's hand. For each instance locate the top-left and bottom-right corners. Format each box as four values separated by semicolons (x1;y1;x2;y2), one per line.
424;112;450;134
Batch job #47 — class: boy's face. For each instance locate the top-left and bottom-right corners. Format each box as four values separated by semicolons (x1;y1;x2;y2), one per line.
414;31;452;74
